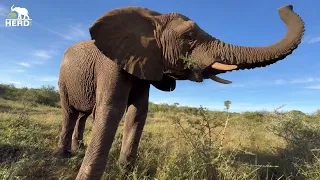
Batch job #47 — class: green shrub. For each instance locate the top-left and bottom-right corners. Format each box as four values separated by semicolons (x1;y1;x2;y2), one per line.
0;84;60;107
242;111;265;123
22;86;59;107
170;104;264;179
0;84;28;100
269;111;320;178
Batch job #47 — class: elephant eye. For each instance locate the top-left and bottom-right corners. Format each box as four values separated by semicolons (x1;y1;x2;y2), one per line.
184;31;196;40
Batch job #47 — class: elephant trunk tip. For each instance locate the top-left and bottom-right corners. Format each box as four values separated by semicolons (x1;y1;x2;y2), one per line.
277;4;304;29
278;5;293;12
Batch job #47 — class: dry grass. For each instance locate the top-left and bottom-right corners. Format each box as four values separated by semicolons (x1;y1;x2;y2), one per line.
0;99;319;180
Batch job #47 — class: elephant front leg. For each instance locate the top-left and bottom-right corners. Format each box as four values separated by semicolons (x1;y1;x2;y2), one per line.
76;74;132;180
76;104;129;179
119;81;150;169
72;113;90;151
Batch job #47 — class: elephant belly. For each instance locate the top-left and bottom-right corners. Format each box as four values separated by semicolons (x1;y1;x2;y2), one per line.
67;79;96;114
59;41;98;114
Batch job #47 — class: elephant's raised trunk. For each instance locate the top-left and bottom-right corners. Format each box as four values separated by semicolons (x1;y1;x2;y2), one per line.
11;5;14;11
209;5;305;72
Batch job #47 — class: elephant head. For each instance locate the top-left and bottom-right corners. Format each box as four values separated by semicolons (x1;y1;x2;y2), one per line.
89;5;304;91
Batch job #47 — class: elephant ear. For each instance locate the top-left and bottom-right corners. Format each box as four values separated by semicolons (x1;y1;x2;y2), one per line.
89;7;164;81
151;75;176;92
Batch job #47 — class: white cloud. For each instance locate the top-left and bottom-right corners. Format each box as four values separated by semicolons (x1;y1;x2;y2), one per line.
231;84;245;88
16;62;32;68
272;77;320;86
0;68;25;73
12;69;25;73
291;77;319;84
8;81;22;85
21;45;60;66
31;60;46;65
305;85;320;90
303;35;320;44
31;50;52;60
227;77;320;89
34;21;89;41
0;4;8;17
274;79;286;85
63;25;89;41
38;76;58;82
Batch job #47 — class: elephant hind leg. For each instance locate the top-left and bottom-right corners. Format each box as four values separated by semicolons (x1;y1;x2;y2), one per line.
53;84;79;158
54;107;79;158
72;112;90;151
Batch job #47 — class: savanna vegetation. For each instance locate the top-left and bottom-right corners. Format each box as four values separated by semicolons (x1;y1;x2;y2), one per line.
0;83;319;180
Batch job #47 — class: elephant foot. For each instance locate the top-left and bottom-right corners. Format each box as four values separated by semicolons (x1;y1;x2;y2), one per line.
118;156;136;173
53;148;72;158
71;140;85;152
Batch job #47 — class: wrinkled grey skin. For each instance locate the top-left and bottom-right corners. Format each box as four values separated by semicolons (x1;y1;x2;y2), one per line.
54;5;304;180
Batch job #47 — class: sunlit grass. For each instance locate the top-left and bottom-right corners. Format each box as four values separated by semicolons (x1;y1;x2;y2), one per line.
0;98;319;180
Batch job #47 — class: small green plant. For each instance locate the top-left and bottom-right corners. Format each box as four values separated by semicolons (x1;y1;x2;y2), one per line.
8;12;16;19
180;53;199;70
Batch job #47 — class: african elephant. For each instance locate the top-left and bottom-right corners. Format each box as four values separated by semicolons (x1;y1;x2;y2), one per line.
54;5;304;180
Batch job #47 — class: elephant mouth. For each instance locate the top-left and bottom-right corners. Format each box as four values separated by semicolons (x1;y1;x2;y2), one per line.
202;62;237;84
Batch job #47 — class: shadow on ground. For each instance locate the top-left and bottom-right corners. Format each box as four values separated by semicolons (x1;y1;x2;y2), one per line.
0;143;84;180
233;146;316;180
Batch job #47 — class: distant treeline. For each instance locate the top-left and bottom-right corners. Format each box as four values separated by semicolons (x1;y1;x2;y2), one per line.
0;83;207;113
0;84;60;107
0;83;314;117
0;83;219;114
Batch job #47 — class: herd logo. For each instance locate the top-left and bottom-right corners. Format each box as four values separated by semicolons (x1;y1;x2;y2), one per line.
5;4;32;27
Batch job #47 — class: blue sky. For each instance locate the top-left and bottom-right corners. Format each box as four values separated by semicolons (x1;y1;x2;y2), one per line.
0;0;319;113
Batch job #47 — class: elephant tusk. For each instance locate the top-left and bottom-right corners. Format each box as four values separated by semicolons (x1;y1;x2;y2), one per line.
211;62;238;71
209;75;232;84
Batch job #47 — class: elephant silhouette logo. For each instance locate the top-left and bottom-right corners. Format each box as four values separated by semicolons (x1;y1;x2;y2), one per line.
10;5;30;19
5;4;32;27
